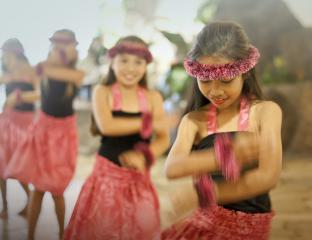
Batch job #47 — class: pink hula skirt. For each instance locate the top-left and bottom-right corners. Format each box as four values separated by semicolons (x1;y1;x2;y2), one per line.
4;111;78;195
162;206;274;240
0;109;34;179
64;154;160;240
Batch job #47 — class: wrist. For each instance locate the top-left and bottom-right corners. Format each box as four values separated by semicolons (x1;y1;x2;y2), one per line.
134;142;155;169
15;89;22;103
214;133;241;182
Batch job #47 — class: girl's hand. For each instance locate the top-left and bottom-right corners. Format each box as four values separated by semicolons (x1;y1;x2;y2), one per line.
47;49;63;66
233;132;259;165
47;47;77;66
153;116;169;133
64;46;78;62
5;91;19;108
119;150;146;173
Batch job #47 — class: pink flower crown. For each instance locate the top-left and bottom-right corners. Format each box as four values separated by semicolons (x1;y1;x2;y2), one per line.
184;46;260;81
108;43;153;63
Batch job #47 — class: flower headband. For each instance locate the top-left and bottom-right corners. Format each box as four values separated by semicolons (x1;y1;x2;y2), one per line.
108;43;153;63
184;46;260;81
49;37;78;45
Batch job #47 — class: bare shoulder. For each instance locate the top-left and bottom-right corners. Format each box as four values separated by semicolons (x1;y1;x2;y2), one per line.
252;100;282;123
92;85;112;105
93;84;110;95
254;100;281;114
182;110;204;129
147;89;164;102
188;103;211;123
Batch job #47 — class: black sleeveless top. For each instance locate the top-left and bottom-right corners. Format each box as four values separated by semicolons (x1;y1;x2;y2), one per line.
193;132;271;213
98;111;151;166
41;79;77;117
5;81;35;111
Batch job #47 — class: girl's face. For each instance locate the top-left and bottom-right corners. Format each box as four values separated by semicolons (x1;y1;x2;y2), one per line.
196;55;244;110
1;52;18;72
49;32;78;63
50;32;77;50
112;53;147;87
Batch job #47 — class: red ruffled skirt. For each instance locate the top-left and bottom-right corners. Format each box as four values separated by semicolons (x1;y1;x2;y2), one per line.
0;109;34;178
64;154;160;240
5;111;78;195
162;206;273;240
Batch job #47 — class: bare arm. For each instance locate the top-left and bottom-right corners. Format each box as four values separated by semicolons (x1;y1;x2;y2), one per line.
92;84;143;136
0;74;9;84
165;111;261;179
19;70;41;104
42;65;84;87
18;91;39;103
215;101;282;204
4;70;40;107
148;91;170;158
164;113;219;178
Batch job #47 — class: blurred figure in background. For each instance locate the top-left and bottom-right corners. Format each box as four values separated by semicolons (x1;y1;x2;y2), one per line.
4;29;84;240
0;38;39;219
77;36;107;102
64;36;169;240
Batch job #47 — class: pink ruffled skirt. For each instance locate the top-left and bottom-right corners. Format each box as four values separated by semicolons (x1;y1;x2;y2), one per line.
0;109;34;178
162;206;273;240
64;154;160;240
4;111;78;195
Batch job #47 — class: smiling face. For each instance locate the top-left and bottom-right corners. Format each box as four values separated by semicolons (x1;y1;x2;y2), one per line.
111;51;147;88
196;55;244;110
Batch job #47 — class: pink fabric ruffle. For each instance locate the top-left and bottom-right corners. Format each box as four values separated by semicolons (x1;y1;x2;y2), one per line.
238;96;250;131
64;154;160;240
140;112;153;139
214;133;240;182
112;83;153;139
4;111;78;195
194;175;216;209
0;109;34;178
162;206;273;240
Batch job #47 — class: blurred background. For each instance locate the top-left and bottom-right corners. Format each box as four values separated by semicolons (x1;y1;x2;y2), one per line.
1;0;311;239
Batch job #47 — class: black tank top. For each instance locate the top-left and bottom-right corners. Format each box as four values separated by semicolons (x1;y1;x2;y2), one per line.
193;132;271;213
5;81;35;111
98;111;151;166
41;79;77;117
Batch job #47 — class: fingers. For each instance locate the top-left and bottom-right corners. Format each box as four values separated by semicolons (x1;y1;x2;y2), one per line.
233;132;259;164
118;154;138;170
118;151;147;172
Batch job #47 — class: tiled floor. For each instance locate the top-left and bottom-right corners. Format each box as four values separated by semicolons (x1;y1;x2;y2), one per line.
1;153;312;240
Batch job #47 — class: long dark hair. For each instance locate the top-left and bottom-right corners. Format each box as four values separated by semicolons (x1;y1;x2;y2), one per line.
1;38;29;74
90;35;150;135
185;21;264;114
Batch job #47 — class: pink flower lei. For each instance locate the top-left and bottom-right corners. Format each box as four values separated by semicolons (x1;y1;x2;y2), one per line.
108;43;153;63
184;46;260;81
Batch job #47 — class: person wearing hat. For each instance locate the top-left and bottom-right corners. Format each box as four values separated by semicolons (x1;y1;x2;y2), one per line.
0;38;39;219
